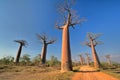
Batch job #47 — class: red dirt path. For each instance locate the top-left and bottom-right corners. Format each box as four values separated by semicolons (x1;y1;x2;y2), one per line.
71;66;119;80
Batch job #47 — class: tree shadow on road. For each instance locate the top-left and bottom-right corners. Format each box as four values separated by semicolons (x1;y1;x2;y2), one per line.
73;70;100;72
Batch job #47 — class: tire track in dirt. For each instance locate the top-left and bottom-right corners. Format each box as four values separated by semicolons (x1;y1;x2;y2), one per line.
71;66;119;80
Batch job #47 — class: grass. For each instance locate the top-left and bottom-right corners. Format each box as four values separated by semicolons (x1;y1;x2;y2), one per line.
0;65;74;80
101;68;120;80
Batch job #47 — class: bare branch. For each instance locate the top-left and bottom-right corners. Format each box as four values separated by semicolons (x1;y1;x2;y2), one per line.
55;22;63;30
87;32;102;40
69;18;85;27
37;33;56;45
86;32;103;46
36;34;44;41
36;34;48;43
82;41;91;47
14;40;27;46
93;41;103;46
46;39;56;45
63;15;67;25
56;0;86;29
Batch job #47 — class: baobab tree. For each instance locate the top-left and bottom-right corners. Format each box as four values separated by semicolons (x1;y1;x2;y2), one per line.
105;54;111;65
37;34;56;64
55;0;85;72
85;53;91;66
78;54;85;65
14;40;27;64
83;32;102;68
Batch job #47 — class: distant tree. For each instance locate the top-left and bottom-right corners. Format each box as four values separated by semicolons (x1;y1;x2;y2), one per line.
56;0;85;72
105;54;111;66
78;54;85;65
14;40;27;64
83;32;102;68
36;34;56;64
85;53;91;66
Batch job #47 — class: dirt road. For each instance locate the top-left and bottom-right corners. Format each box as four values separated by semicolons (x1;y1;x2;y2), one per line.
72;66;119;80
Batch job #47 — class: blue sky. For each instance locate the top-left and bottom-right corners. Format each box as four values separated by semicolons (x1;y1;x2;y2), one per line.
0;0;120;63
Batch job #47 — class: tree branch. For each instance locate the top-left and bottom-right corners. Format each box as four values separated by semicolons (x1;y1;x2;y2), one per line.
55;22;63;30
82;41;91;47
14;40;27;46
47;39;56;44
69;18;86;27
37;33;56;45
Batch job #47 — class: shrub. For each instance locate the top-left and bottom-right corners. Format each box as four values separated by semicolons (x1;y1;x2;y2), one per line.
0;56;14;65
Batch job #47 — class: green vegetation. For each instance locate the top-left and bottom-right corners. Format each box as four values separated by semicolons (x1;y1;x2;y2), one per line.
0;56;14;65
46;55;61;67
19;54;31;65
0;54;61;67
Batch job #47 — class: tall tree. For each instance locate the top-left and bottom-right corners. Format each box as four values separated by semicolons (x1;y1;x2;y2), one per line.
105;54;111;65
56;0;85;72
14;40;27;64
83;32;102;68
37;34;56;64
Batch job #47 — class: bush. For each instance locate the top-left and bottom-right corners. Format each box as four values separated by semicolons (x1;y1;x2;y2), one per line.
46;56;60;67
0;56;14;65
19;54;31;66
100;62;119;69
32;55;40;66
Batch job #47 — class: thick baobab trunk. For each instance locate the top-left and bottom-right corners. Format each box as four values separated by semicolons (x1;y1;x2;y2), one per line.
90;39;100;68
15;44;22;63
61;25;72;72
41;44;47;64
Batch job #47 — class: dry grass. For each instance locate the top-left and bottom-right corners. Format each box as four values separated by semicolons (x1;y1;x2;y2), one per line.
1;65;119;80
0;65;74;80
101;68;120;80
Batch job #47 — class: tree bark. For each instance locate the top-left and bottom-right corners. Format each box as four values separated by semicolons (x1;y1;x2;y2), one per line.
61;24;72;72
90;39;100;68
15;44;22;63
41;44;47;64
